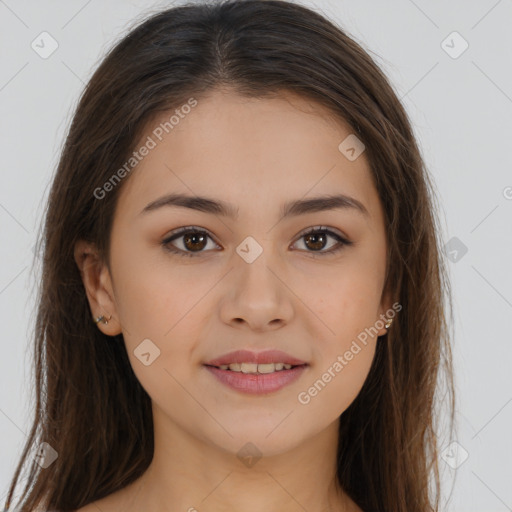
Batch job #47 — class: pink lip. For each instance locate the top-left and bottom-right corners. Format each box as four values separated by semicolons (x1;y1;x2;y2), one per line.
205;365;307;395
204;349;307;366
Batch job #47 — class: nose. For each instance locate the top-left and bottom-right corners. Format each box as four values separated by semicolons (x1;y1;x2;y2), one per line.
219;254;294;333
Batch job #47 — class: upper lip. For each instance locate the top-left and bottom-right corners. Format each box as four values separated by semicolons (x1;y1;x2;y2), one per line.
204;349;308;367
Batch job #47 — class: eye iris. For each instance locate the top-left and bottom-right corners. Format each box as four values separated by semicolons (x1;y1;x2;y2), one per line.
305;232;326;251
184;232;207;251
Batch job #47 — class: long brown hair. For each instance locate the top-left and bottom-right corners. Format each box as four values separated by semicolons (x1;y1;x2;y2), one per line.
4;1;455;510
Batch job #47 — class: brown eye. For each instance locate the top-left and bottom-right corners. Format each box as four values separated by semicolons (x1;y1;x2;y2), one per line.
162;227;219;257
292;226;352;256
162;225;352;259
182;232;208;252
304;231;328;251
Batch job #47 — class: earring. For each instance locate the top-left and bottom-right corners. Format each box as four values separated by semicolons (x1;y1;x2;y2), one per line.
384;318;393;329
94;314;112;325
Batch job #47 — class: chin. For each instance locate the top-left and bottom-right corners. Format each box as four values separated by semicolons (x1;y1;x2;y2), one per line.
198;421;304;458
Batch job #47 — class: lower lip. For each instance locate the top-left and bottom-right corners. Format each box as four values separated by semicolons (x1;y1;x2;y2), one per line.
204;365;308;395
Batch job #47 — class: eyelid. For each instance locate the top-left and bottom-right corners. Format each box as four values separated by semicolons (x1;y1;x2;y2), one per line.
162;225;221;250
290;225;352;257
293;225;349;243
163;225;349;243
164;225;216;241
161;225;352;257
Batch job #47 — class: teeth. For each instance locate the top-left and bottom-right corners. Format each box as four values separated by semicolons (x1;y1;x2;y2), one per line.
257;363;276;374
240;362;258;373
218;362;297;373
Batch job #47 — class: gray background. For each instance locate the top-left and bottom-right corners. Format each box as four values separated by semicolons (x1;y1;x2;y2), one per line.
1;0;511;510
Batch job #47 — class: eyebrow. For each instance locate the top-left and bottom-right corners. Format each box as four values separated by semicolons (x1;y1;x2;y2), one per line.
139;193;370;219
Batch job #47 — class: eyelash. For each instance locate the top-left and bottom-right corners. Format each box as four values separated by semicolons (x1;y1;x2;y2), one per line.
161;225;352;258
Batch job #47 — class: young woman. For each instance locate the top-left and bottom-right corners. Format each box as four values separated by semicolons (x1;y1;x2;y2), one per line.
4;1;455;511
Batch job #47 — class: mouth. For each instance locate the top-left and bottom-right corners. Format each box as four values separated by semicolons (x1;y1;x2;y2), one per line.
204;362;307;374
204;349;308;367
203;350;309;394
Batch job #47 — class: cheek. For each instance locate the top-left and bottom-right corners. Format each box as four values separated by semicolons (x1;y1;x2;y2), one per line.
110;237;197;338
296;341;376;425
111;252;207;375
311;267;384;340
297;274;381;417
298;263;382;409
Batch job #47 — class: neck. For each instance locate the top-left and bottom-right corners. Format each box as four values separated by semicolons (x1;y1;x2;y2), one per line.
124;406;355;512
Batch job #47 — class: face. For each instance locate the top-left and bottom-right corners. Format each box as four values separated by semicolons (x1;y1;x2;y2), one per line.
77;88;392;457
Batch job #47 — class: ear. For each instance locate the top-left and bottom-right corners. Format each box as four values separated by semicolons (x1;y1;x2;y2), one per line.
376;284;395;337
74;239;122;336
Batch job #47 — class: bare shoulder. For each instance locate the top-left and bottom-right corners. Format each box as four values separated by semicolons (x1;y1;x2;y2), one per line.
71;493;120;512
72;483;138;512
72;505;95;512
72;498;111;512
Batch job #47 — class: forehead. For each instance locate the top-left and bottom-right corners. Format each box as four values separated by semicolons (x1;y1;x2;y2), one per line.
115;89;382;224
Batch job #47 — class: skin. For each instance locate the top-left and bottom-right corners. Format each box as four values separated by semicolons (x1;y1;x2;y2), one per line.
74;88;392;512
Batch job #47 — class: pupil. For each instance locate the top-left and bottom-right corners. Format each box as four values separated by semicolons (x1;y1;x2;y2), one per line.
182;231;327;252
185;233;206;251
306;233;325;251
